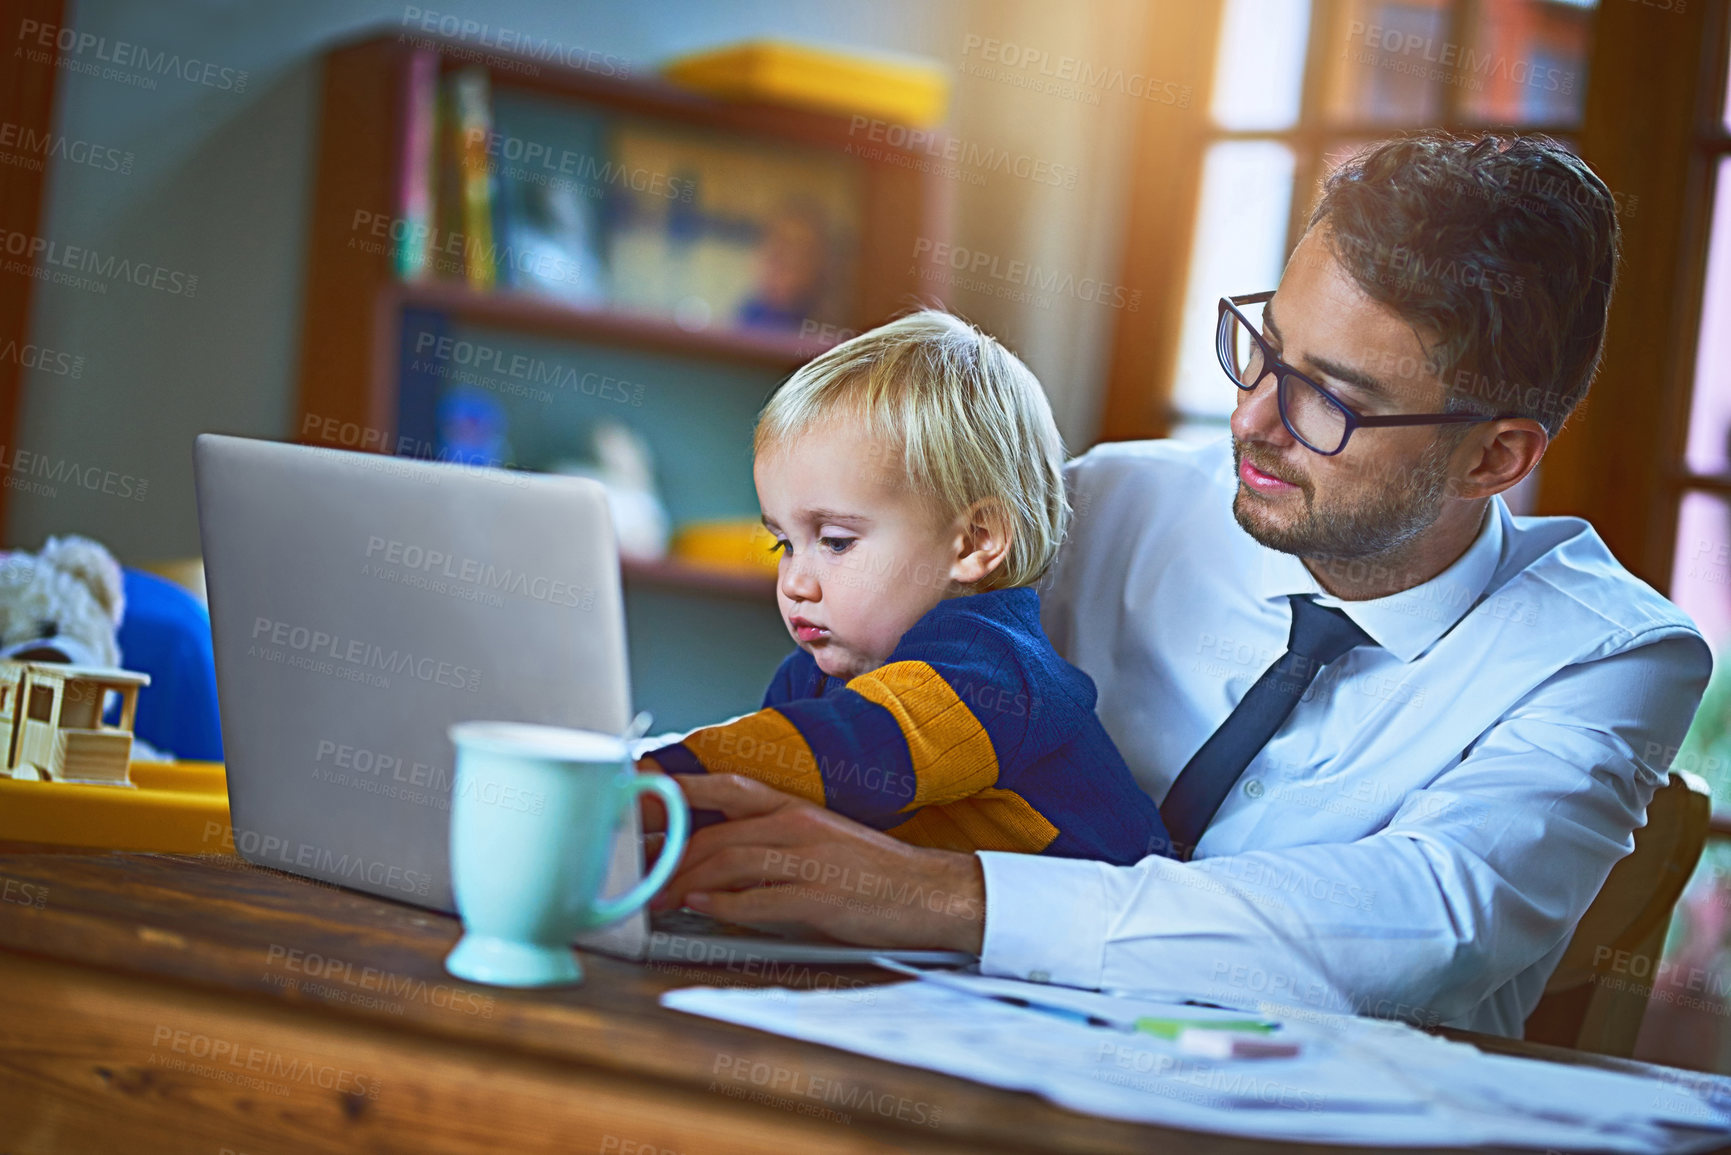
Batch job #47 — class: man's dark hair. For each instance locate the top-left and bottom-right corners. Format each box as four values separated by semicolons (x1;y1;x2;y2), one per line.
1307;132;1620;438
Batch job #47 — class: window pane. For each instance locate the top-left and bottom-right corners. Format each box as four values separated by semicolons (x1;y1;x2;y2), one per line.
1171;141;1296;422
1456;0;1595;126
1684;158;1731;475
1670;491;1731;654
1212;0;1313;130
1327;0;1451;125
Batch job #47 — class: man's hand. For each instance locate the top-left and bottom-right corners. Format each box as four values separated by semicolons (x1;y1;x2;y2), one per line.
651;773;986;954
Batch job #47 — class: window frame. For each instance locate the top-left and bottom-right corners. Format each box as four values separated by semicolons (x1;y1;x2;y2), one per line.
1655;8;1731;571
1104;0;1602;444
1534;0;1727;594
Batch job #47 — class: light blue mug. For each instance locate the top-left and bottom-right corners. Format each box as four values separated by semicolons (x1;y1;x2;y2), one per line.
443;721;690;987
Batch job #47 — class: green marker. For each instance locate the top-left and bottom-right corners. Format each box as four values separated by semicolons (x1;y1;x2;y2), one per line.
1133;1016;1279;1040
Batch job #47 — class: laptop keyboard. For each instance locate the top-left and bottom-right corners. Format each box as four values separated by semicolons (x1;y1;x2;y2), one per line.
651;907;799;940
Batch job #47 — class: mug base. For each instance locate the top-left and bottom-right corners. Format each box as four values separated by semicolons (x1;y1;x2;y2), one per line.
444;932;584;987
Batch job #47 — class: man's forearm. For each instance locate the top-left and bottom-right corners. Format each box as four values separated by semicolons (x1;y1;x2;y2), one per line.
916;847;986;953
977;832;1571;1033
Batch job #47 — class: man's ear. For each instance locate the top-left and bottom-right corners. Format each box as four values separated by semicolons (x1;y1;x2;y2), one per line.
1453;418;1548;501
949;499;1014;588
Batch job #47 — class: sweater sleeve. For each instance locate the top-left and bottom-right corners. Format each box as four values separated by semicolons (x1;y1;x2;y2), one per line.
643;620;1036;828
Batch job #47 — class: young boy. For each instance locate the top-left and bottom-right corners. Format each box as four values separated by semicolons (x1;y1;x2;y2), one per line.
641;311;1170;866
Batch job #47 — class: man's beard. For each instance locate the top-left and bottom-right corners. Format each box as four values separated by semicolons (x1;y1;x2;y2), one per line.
1231;437;1453;561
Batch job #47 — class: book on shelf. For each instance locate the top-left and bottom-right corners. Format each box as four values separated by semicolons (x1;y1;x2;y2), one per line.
449;66;498;291
396;307;448;457
394;46;439;280
432;75;465;282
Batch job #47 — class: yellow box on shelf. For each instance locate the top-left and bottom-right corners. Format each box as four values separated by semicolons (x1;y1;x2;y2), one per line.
671;518;783;576
662;40;950;128
0;760;233;855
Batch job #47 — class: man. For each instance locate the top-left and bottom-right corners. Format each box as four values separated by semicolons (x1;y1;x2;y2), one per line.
653;133;1712;1037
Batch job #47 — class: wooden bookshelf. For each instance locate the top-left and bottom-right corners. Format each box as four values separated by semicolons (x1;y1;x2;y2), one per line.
296;30;949;459
620;556;776;599
0;0;67;539
393;281;833;369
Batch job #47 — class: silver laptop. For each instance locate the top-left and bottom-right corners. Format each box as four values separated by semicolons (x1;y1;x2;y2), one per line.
194;433;973;968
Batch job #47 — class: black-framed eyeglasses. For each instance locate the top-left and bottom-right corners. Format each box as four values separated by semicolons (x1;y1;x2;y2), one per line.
1218;291;1513;456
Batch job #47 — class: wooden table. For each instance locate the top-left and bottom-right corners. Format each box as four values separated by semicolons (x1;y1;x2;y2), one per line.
0;841;1726;1155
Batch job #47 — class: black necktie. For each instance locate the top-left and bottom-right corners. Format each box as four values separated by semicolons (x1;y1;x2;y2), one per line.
1159;595;1376;860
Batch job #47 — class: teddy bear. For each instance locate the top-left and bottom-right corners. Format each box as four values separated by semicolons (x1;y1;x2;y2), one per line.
0;534;125;668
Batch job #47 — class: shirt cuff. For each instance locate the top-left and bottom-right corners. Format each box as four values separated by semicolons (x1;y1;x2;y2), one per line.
977;850;1110;989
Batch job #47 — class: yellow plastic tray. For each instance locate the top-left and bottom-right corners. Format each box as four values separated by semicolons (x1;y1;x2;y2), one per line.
663;40;950;128
0;760;233;855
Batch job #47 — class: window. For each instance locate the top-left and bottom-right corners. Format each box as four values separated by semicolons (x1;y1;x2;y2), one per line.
1668;46;1731;655
1158;0;1599;442
1630;15;1731;1072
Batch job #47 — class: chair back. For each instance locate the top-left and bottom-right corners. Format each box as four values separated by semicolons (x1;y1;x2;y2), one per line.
1524;770;1712;1056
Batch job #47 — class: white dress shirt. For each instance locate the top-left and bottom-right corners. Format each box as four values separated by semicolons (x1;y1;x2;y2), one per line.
978;437;1713;1037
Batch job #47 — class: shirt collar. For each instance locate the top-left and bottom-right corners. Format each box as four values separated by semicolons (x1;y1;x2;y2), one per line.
1255;498;1506;663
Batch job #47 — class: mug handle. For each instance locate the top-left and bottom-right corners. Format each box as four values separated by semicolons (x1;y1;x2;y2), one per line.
585;772;690;927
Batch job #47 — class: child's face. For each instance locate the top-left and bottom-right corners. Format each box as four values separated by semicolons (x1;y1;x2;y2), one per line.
755;422;967;682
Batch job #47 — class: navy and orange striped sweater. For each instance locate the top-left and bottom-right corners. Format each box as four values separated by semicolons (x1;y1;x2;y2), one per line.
644;586;1172;866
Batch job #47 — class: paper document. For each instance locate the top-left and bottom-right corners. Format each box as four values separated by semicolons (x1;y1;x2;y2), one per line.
662;972;1731;1152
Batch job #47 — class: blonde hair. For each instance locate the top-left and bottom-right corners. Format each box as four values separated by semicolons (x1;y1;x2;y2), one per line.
753;309;1068;590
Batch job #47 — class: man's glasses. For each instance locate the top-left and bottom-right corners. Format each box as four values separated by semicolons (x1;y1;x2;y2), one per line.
1217;291;1511;456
